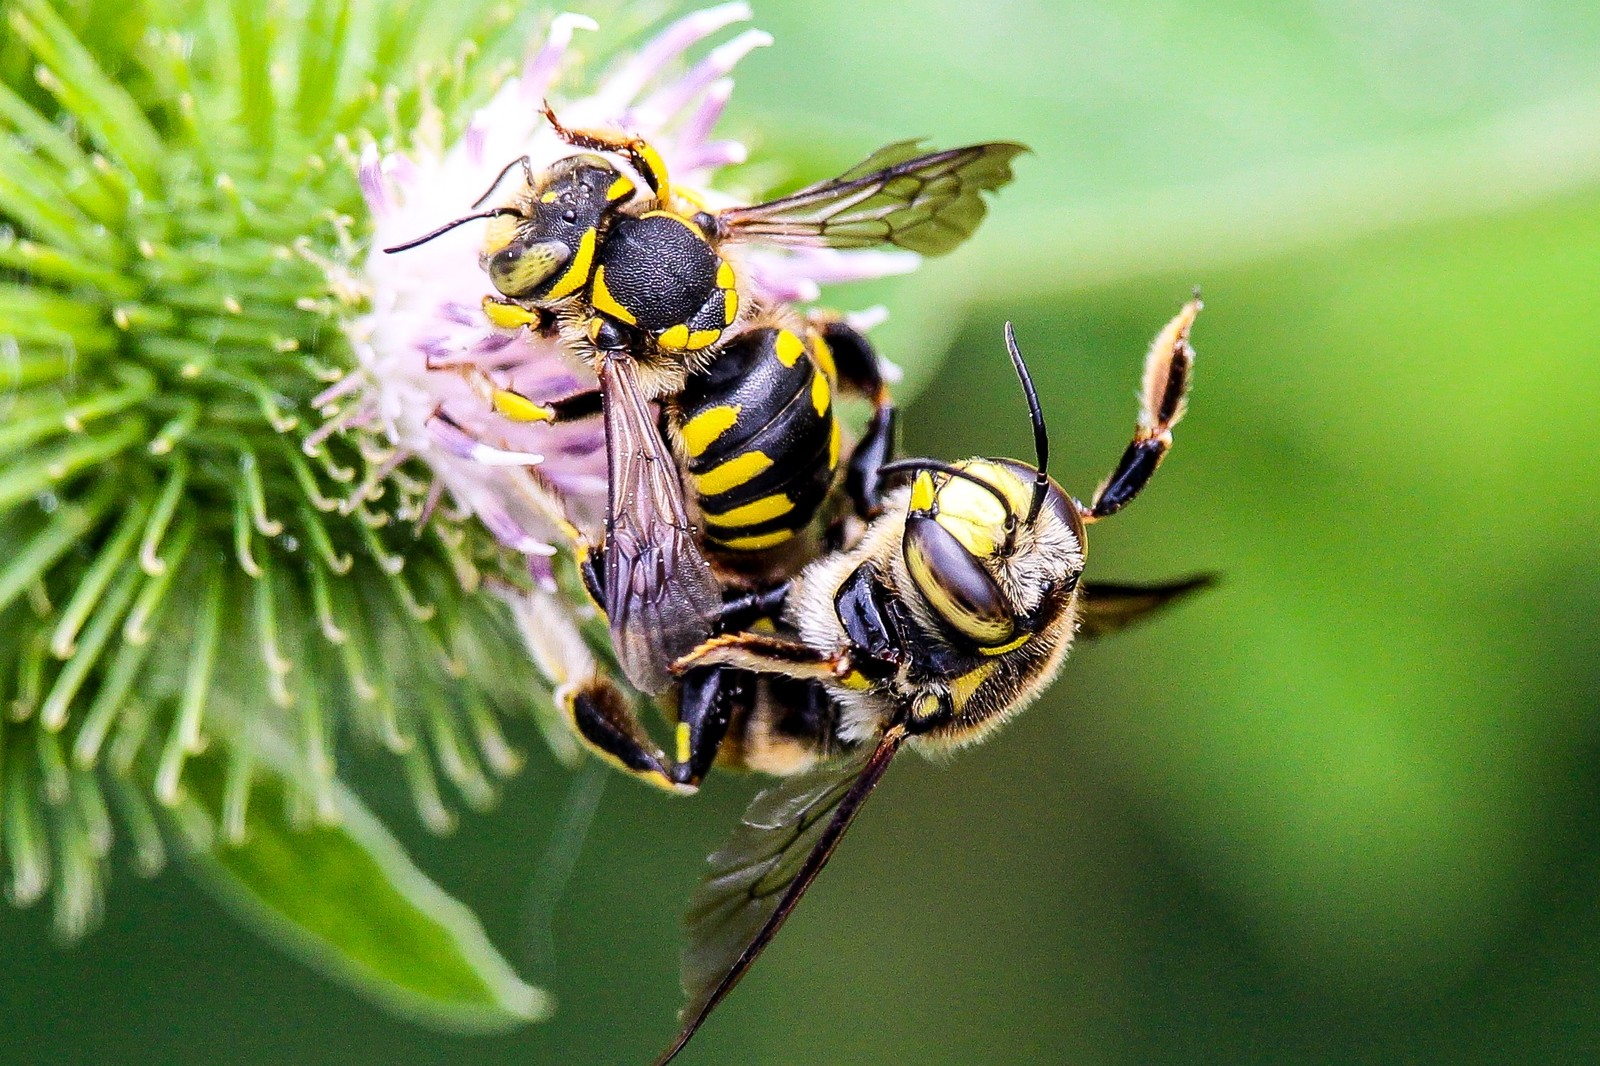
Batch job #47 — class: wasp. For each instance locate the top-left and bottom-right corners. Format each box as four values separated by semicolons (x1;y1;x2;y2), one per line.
644;299;1210;1064
490;307;900;794
387;111;1025;699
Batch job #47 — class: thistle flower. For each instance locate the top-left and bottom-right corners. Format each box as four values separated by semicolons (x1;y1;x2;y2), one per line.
344;2;916;566
0;0;554;942
0;0;922;980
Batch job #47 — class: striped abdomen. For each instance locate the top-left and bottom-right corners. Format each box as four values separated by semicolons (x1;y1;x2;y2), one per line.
675;327;841;552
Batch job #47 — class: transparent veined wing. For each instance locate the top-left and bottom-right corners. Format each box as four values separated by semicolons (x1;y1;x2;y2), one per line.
598;352;722;695
1075;576;1214;640
655;719;909;1065
716;141;1028;256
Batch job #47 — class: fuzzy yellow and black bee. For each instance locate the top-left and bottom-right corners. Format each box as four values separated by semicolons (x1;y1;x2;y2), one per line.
387;111;1025;698
644;299;1210;1064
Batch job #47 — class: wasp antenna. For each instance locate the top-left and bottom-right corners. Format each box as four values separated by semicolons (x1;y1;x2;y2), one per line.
471;155;535;209
1003;322;1050;525
382;208;523;255
881;458;1018;532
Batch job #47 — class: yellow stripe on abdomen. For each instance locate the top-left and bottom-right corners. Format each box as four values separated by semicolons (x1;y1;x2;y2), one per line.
692;451;772;496
710;528;795;552
703;494;794;529
680;405;740;458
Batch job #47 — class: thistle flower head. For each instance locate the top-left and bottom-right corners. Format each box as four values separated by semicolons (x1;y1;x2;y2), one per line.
0;0;927;944
0;0;548;936
345;2;917;561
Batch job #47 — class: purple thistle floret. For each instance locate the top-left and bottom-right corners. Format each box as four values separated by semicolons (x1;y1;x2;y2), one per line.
338;4;919;567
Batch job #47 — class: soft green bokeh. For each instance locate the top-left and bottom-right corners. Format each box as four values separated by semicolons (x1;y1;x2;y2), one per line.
4;1;1599;1063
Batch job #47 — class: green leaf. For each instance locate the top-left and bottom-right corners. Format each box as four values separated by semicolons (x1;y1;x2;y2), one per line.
176;746;550;1033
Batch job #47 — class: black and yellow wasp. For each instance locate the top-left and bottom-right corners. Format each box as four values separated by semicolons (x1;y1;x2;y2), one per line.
642;301;1211;1064
387;110;1025;700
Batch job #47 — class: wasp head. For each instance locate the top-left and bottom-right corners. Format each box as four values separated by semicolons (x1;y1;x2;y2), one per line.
480;153;628;300
889;322;1085;657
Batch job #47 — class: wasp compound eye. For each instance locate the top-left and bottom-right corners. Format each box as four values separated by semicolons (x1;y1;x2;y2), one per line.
904;514;1016;648
484;238;573;299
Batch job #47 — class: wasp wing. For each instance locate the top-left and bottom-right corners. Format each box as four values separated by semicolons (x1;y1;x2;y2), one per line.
598;353;722;695
1076;575;1215;640
716;140;1027;256
655;721;909;1066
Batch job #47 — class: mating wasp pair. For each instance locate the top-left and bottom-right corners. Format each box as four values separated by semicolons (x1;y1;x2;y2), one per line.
388;105;1024;708
390;110;1207;1064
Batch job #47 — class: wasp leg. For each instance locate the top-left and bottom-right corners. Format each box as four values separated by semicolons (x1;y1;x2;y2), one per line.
1085;298;1200;521
448;362;604;427
717;583;791;632
670;666;754;788
562;677;683;792
508;586;684;793
811;315;898;519
675;632;864;688
482;294;555;333
425;407;546;467
541;102;670;200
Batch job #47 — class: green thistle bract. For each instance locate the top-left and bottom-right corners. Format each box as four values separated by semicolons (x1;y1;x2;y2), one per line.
0;0;558;938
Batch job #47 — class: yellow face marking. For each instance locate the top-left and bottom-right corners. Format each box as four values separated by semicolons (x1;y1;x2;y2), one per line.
492;389;552;423
540;190;559;204
686;328;722;350
809;328;838;381
589;263;636;324
481;297;542;331
979;632;1032;657
703;494;794;529
543;227;597;301
586;316;604;341
714;528;795;551
716;261;735;289
810;369;831;417
828;418;841;470
928;460;1032;560
774;329;805;367
949;662;998;709
606;174;635;201
693;450;772;497
839;669;872;691
681;405;740;458
723;289;739;325
910;471;936;512
675;721;691;765
657;324;691;349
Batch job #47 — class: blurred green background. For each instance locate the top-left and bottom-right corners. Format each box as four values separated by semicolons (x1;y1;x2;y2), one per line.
5;0;1600;1062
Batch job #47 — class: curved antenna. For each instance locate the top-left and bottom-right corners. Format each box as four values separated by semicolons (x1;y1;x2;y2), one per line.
879;458;1020;556
1003;322;1050;526
472;155;535;209
382;207;524;255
